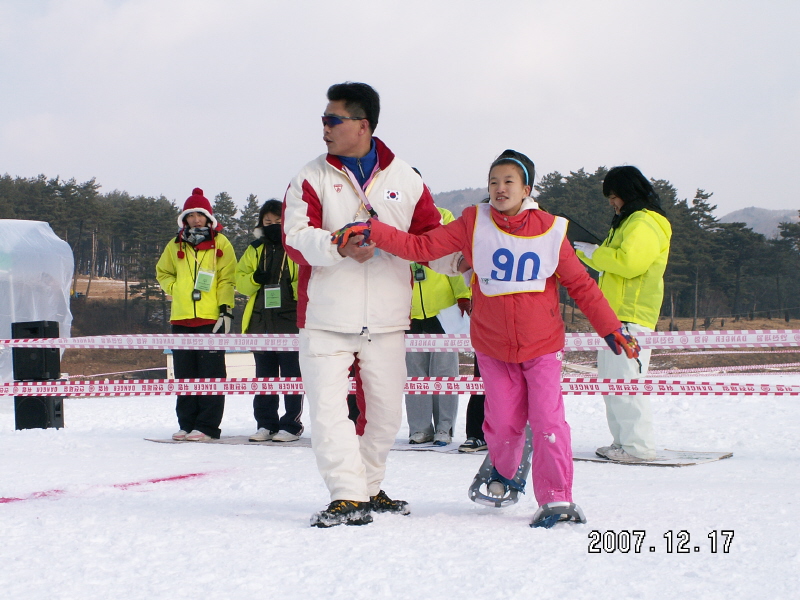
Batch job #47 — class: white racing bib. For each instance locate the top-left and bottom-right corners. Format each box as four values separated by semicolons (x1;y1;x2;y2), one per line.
472;204;567;296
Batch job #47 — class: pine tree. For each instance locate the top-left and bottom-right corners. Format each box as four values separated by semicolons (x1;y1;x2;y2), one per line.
230;193;262;256
778;212;800;252
535;167;608;238
212;192;238;232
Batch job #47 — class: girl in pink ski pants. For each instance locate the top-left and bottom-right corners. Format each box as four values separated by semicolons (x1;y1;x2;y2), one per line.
478;350;572;505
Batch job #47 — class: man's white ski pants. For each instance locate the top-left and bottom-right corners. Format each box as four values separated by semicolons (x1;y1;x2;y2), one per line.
299;328;406;502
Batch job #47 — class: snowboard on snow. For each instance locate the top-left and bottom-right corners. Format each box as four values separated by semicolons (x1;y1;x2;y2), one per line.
144;437;731;467
392;440;468;453
573;449;732;467
145;436;467;452
144;435;312;447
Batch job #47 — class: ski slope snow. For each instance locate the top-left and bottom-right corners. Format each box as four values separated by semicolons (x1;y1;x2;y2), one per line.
1;374;798;599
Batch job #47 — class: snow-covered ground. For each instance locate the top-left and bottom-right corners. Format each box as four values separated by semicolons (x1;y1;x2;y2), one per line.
1;375;798;599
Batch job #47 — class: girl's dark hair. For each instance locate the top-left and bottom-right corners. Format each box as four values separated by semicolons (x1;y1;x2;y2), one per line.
489;149;535;188
603;166;667;228
257;199;283;227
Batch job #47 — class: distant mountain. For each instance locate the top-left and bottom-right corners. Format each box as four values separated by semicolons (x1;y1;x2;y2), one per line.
432;188;486;217
718;207;799;238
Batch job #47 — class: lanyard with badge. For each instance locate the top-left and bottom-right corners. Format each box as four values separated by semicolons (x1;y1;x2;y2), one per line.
342;165;382;256
191;248;216;301
262;248;287;309
342;165;379;221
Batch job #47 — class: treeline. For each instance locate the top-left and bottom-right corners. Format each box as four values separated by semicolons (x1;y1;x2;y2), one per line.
2;169;799;330
535;168;800;327
0;174;274;329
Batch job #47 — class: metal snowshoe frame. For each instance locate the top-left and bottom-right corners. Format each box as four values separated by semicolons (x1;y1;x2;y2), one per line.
468;426;532;508
530;501;587;528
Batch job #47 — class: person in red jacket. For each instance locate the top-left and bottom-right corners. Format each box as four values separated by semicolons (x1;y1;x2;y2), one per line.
358;150;638;528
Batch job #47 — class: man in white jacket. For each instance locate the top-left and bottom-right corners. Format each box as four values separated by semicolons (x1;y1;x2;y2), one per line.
283;82;452;527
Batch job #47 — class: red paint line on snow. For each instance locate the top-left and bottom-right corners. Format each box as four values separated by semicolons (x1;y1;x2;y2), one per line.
0;489;66;504
1;471;213;503
111;471;209;490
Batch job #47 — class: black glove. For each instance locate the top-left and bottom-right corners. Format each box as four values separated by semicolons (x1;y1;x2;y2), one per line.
253;270;270;285
212;305;234;334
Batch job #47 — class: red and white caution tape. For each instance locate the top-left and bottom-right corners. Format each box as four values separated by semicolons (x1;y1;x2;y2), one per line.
0;334;300;351
0;333;470;351
2;376;799;397
564;330;800;351
648;362;800;375
649;348;800;357
559;377;800;396
1;329;800;352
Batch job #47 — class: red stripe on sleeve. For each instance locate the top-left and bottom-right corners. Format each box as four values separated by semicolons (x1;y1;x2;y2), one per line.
408;183;442;236
282;179;323;267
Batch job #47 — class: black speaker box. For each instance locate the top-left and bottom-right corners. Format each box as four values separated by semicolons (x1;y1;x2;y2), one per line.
11;321;61;381
14;397;64;430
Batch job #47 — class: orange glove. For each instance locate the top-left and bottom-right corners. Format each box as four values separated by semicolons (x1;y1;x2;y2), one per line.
331;222;371;248
604;327;641;359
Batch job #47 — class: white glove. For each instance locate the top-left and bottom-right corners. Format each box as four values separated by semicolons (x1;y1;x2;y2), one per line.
573;242;599;259
212;305;233;334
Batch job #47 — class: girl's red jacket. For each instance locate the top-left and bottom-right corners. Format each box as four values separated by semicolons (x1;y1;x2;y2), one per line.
369;201;621;363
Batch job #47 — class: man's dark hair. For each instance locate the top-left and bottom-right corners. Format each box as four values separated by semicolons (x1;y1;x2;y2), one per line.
327;82;380;133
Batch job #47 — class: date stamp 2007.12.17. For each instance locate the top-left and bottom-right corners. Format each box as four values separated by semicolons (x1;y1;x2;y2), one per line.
588;530;734;554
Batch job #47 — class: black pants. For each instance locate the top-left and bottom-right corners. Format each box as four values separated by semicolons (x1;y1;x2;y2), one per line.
172;323;226;438
465;356;486;439
253;351;304;434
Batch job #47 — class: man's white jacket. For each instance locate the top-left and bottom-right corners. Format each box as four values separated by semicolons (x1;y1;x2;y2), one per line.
283;137;454;334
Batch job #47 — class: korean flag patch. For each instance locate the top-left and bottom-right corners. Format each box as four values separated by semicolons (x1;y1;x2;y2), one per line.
384;189;402;202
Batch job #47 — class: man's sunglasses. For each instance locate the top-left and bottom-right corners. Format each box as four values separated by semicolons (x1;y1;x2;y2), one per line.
321;115;365;127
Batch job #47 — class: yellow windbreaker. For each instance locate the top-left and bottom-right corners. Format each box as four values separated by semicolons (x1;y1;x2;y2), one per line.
235;240;299;334
576;209;671;329
410;207;471;320
155;233;236;322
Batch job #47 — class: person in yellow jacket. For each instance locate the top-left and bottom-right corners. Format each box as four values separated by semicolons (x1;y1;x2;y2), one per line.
406;206;472;446
574;166;672;462
156;188;236;442
235;199;303;443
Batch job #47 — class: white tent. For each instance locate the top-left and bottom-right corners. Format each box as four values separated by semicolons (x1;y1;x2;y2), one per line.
0;220;73;383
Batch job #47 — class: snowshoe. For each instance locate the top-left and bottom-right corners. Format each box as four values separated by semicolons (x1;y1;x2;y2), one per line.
468;426;532;508
530;502;587;528
310;500;373;528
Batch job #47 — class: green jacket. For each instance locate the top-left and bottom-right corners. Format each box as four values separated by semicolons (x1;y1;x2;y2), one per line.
155;233;236;322
576;209;671;329
236;238;299;334
410;207;471;320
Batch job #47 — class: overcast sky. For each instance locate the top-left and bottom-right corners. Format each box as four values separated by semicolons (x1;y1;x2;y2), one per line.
1;0;798;217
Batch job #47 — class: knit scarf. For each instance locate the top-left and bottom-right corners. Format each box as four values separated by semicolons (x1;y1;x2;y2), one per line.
182;226;212;246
